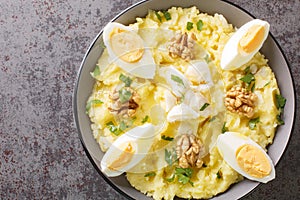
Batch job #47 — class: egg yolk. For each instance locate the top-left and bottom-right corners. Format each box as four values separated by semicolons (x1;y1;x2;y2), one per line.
108;142;135;170
239;24;265;54
110;28;144;63
236;144;271;178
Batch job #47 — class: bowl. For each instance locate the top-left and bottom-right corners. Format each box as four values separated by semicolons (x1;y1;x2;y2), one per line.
73;0;295;199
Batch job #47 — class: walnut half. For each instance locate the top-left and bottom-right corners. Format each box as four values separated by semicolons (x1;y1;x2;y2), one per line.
176;134;205;168
108;87;140;118
224;86;257;118
167;32;194;61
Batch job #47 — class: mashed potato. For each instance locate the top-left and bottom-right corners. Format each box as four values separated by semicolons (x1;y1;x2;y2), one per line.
87;7;281;200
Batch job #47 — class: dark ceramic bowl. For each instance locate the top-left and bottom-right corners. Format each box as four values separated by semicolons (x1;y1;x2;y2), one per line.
73;0;295;199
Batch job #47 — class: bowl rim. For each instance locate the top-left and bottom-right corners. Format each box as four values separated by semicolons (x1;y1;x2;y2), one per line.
73;0;296;199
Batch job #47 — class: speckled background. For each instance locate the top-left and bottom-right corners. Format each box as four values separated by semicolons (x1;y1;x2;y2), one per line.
0;0;299;199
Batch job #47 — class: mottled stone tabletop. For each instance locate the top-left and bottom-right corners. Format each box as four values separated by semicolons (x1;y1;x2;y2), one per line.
0;0;299;199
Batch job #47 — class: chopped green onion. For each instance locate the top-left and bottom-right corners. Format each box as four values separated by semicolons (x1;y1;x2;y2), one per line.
154;11;162;22
106;121;120;136
249;117;260;130
221;122;229;133
216;170;222;179
144;172;156;177
119;88;132;103
165;174;175;182
141;115;149;123
171;74;185;87
209;116;216;122
240;73;255;84
161;135;174;141
196;20;203;31
163;11;171;20
86;99;103;113
91;65;100;78
276;115;285;125
199;103;210;111
119;73;132;87
186;22;193;31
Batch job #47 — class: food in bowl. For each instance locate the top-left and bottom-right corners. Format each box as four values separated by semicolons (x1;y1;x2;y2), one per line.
85;6;286;200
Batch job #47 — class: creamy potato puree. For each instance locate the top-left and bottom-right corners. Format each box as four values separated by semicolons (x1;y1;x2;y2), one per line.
86;7;281;200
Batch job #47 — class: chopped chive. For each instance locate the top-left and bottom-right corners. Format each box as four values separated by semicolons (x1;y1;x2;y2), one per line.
249;117;260;130
161;135;174;141
200;103;210;111
196;20;203;31
144;172;156;177
221;122;229;133
119;73;132;87
86;99;103;113
162;11;171;20
171;74;185;87
141;115;149;123
186;21;193;31
154;11;162;22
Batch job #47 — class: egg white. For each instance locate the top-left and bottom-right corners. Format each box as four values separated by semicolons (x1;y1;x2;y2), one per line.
216;132;275;183
221;19;270;70
101;123;155;177
103;22;156;79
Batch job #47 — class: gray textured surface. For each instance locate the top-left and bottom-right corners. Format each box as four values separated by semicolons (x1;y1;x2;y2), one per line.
0;0;299;199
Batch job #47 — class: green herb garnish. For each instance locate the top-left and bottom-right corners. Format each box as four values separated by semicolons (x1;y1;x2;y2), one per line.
204;54;210;63
264;81;270;87
165;149;177;166
251;82;256;92
249;117;260;130
221;122;229;133
91;65;100;78
171;74;185;87
244;66;250;74
141;115;149;123
119;121;128;131
119;88;132;103
161;135;174;141
186;22;193;31
276;114;285;125
106;121;128;136
119;73;132;87
106;121;120;136
216;170;222;179
144;172;156;177
154;11;162;22
165;174;175;182
200;103;210;111
86;99;103;113
275;94;286;110
175;167;194;186
240;73;255;84
99;40;106;49
275;94;286;126
163;11;171;20
196;20;203;31
209;116;216;122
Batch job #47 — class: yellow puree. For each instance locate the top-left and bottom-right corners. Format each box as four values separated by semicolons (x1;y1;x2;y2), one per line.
236;144;271;178
239;24;265;53
110;28;144;63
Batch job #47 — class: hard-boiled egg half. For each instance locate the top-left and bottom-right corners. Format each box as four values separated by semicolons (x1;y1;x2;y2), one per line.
221;19;270;70
216;132;275;183
101;123;155;177
103;22;156;79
